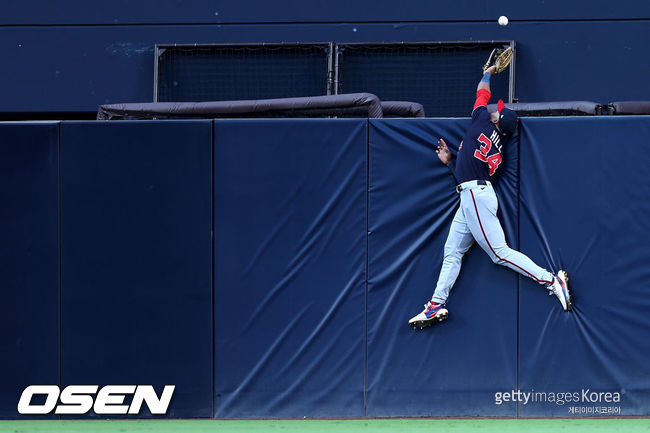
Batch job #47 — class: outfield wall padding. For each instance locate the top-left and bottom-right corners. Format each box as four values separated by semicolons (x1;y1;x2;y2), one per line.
213;119;367;418
1;117;650;418
0;123;60;419
518;117;650;416
366;119;519;416
60;121;213;418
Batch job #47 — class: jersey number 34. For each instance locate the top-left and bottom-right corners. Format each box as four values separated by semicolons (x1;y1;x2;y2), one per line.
474;133;502;176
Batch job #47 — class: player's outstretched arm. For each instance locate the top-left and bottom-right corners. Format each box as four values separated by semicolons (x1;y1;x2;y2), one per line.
478;65;497;93
473;65;496;112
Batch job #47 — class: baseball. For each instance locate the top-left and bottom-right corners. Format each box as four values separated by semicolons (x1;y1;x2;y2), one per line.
498;16;509;26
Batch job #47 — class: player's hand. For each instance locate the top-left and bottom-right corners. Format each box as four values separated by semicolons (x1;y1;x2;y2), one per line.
485;65;497;75
436;138;452;166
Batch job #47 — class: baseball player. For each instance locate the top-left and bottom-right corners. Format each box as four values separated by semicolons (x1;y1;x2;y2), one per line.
408;60;571;330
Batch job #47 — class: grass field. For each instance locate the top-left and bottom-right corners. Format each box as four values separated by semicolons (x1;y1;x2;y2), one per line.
1;419;649;433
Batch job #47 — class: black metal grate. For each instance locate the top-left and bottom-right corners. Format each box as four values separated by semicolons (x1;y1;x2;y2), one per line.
336;42;513;117
156;43;333;102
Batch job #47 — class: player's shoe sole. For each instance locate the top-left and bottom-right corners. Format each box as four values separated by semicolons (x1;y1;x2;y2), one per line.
408;309;448;330
550;270;571;311
558;270;572;311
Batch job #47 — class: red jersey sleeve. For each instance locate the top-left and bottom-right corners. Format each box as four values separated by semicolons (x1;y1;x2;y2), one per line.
473;89;491;111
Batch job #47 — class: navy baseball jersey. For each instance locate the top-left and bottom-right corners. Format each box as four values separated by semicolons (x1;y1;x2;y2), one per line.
454;90;504;184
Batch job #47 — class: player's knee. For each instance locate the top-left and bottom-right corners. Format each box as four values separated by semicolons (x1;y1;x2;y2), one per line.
444;247;464;261
489;253;503;265
490;245;511;265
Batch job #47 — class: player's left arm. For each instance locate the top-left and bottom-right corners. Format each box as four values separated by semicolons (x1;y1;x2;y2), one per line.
473;65;496;113
478;65;496;93
436;138;458;181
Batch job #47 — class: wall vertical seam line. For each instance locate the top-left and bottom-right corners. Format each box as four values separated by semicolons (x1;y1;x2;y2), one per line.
211;120;216;419
364;120;370;417
516;128;521;418
57;122;62;420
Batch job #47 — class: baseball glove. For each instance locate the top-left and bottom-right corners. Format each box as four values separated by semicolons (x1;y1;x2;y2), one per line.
482;47;513;74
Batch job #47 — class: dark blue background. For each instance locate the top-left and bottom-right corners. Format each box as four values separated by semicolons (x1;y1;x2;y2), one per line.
2;1;646;24
0;1;648;113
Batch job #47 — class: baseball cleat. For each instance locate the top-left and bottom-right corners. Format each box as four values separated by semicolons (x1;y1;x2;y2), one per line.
548;270;571;311
408;301;448;329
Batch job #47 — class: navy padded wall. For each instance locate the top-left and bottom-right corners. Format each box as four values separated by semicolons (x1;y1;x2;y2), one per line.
0;123;59;418
213;119;366;418
366;119;519;416
60;121;212;418
519;117;650;416
2;116;650;419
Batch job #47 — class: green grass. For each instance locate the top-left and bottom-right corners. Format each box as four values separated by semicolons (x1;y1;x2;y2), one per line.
0;419;649;433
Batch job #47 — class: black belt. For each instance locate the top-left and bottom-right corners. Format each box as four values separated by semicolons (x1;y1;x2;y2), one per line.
456;180;487;193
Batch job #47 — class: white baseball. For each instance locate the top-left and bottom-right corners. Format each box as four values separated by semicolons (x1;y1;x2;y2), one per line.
498;16;509;26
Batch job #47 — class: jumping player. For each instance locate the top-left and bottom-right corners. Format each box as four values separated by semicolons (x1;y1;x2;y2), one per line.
408;64;571;329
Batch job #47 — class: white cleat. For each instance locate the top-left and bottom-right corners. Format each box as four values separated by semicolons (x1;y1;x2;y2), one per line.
548;270;572;311
408;301;448;329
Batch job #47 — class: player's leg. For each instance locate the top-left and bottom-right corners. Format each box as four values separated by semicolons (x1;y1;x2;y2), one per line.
461;185;571;310
462;185;554;284
431;206;475;304
408;206;474;329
